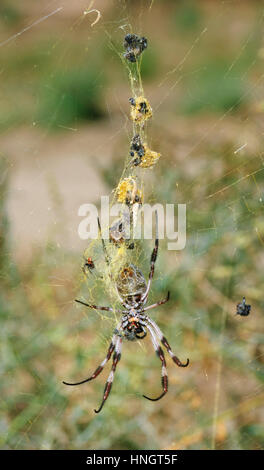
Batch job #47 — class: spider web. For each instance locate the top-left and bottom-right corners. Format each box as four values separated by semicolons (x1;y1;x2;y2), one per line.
0;0;264;451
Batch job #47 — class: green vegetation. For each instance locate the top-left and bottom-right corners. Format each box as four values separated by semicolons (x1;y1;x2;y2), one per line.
173;0;202;33
37;67;105;128
181;57;248;114
0;3;22;26
0;0;263;451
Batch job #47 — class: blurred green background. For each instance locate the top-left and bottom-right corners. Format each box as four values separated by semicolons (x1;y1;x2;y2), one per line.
0;0;264;450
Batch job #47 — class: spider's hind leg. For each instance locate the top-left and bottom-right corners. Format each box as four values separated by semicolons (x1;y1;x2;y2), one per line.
97;216;111;267
142;211;159;303
142;291;170;312
75;298;114;313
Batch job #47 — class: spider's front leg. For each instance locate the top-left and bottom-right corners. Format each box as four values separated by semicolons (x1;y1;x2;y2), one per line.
62;329;120;386
143;324;168;401
147;317;189;367
94;335;123;413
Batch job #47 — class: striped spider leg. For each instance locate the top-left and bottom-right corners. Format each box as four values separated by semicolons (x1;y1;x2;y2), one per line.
141;314;189;401
141;211;159;304
147;316;189;368
63;319;123;414
93;334;122;413
143;322;168;401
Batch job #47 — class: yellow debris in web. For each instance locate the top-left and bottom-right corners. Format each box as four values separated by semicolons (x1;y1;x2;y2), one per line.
139;144;161;168
116;177;143;204
130;96;152;123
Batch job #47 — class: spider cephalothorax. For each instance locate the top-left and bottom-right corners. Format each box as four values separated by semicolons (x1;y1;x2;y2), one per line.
63;213;189;413
120;310;147;341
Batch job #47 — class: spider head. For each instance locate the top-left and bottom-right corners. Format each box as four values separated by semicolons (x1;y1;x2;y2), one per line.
124;311;147;341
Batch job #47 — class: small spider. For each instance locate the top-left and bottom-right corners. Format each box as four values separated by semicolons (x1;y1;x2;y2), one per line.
63;213;189;413
82;256;103;281
236;297;251;316
82;257;95;275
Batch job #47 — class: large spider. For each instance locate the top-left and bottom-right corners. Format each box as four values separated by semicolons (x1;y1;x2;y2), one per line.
63;213;189;413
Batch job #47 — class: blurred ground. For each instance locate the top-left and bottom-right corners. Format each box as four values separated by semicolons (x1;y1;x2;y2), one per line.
0;0;264;450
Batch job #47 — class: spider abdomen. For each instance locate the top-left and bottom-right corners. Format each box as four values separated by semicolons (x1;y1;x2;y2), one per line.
116;263;147;306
